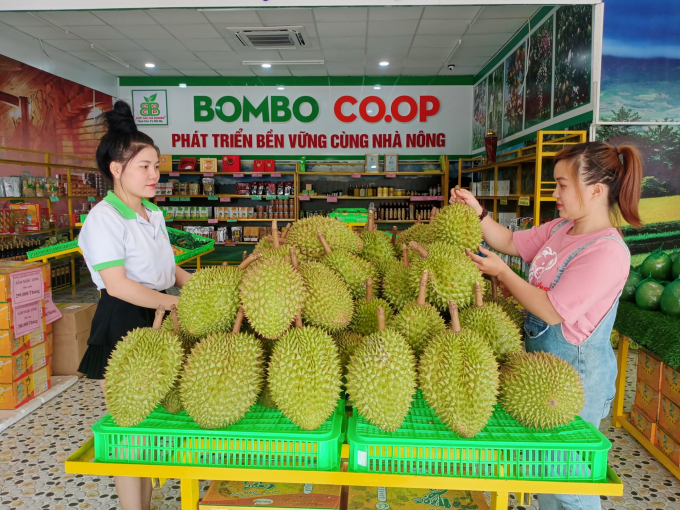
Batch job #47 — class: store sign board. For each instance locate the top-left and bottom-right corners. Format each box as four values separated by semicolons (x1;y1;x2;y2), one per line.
119;85;472;155
132;90;168;126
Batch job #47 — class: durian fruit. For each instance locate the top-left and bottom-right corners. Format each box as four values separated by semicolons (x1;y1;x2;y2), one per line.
382;244;418;312
318;231;379;300
432;203;483;252
257;337;278;409
104;307;184;427
408;241;480;311
360;211;398;271
240;255;307;339
459;282;522;362
500;351;585;430
180;308;264;429
389;270;446;356
390;226;401;258
268;314;342;430
349;278;394;335
333;331;363;374
254;220;301;261
287;215;363;261
160;306;193;414
346;306;417;432
486;276;525;332
420;301;499;438
297;248;354;332
397;211;437;251
177;254;260;337
257;383;277;409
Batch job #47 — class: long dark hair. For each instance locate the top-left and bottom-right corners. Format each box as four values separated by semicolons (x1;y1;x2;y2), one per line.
554;141;643;228
96;100;158;181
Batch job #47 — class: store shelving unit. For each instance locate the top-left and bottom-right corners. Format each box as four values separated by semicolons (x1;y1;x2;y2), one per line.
457;131;587;226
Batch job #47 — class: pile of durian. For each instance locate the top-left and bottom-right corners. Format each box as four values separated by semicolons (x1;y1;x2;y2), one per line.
104;206;585;437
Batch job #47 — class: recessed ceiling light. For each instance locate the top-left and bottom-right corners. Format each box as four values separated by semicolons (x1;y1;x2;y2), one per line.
277;86;285;90
379;61;389;67
145;63;155;68
262;63;272;68
374;85;381;90
179;83;187;88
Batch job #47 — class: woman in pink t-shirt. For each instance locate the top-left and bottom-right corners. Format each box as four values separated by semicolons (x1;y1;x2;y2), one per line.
453;141;642;510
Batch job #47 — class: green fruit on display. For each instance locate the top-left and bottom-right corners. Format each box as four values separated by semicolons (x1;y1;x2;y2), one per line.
671;251;680;263
389;270;446;356
459;283;522;362
257;383;278;409
419;301;499;438
397;219;436;250
432;203;483;252
253;221;301;261
346;306;417;432
660;279;680;318
333;331;364;373
287;215;363;261
350;278;395;335
673;256;680;280
104;308;184;427
162;306;199;356
360;211;398;268
486;277;525;332
298;259;354;332
639;249;673;281
180;309;264;429
268;318;342;430
622;269;643;302
240;255;307;339
178;254;260;337
407;241;480;311
160;382;183;414
500;351;585;430
381;245;418;312
635;278;665;311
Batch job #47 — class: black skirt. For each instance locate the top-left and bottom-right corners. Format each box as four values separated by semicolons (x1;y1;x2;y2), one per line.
78;289;165;380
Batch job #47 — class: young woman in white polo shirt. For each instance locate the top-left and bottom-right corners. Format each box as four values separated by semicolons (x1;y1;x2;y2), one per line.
78;100;192;510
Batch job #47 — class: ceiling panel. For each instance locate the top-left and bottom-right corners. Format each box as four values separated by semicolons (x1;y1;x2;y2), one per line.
252;67;292;77
87;60;130;71
368;7;422;21
182;38;232;51
326;64;365;75
215;69;256;77
163;24;221;39
479;6;539;19
277;49;324;60
454;45;500;59
0;12;47;26
363;66;401;76
461;33;520;47
422;6;481;20
14;25;79;40
450;57;492;67
316;22;366;38
323;49;366;63
66;26;126;40
134;38;188;51
368;20;418;37
68;50;107;61
407;47;451;59
315;7;368;23
110;50;159;61
93;10;157;25
467;18;527;35
317;37;365;50
284;68;328;76
412;35;464;48
258;8;314;24
165;60;209;70
145;69;186;76
404;58;446;68
193;51;240;62
366;47;409;59
38;11;105;26
117;25;173;40
110;68;149;76
146;9;209;24
366;36;412;49
91;39;144;51
42;39;93;52
402;67;442;76
204;10;262;25
418;19;470;35
150;50;197;61
440;66;479;75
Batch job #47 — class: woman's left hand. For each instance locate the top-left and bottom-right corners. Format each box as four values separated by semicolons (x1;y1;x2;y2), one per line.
465;246;508;277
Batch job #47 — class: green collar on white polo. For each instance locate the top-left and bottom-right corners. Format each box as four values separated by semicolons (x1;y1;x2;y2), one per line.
104;190;159;220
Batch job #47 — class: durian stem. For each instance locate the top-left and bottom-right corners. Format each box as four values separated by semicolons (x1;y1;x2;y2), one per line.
153;306;165;329
417;270;428;305
429;207;437;224
365;278;373;301
294;313;303;328
408;241;429;259
475;282;484;307
289;246;299;269
449;301;462;333
272;219;280;249
242;251;247;261
239;252;262;270
402;243;409;267
377;306;386;332
282;222;292;240
170;305;179;331
391;226;398;245
491;276;499;299
367;210;375;231
317;230;332;255
232;307;245;333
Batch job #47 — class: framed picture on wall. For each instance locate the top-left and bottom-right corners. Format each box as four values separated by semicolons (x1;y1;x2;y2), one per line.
365;154;380;173
384;154;398;173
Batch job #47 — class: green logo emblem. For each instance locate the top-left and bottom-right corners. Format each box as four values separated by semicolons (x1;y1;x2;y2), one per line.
140;93;160;116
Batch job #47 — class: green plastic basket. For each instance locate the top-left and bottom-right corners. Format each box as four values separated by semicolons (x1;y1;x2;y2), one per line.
347;393;611;482
329;208;368;224
92;401;346;470
27;239;79;259
167;227;215;263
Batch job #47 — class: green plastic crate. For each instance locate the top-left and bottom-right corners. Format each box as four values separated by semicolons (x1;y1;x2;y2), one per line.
92;401;346;470
27;239;79;259
347;393;611;482
167;227;215;263
329;208;368;224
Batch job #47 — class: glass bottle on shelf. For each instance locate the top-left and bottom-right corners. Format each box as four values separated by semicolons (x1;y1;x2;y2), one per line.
360;185;366;197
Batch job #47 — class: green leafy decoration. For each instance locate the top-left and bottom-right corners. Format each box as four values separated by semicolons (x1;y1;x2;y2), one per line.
149;93;157;101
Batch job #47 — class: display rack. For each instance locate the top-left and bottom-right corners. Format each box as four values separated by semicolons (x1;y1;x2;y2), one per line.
457;131;587;226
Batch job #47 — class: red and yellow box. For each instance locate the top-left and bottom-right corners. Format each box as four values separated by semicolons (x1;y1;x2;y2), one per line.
0;318;49;356
347;487;489;510
200;481;342;510
656;427;680;467
630;405;657;441
635;379;661;422
0;300;45;331
661;364;680;407
8;204;41;231
659;394;680;444
0;261;51;302
0;364;51;409
638;349;663;391
0;338;52;383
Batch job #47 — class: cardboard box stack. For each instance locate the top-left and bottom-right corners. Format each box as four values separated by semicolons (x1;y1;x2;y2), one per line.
0;261;55;410
200;481;341;510
51;303;97;376
347;486;489;510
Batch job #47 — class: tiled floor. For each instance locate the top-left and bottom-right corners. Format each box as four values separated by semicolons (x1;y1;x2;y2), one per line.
0;285;677;509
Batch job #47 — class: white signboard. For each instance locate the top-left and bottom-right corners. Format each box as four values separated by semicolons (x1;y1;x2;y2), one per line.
118;85;472;155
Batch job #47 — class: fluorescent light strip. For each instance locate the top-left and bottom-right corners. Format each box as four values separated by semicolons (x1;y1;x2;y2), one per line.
28;12;70;35
242;60;324;66
90;44;130;68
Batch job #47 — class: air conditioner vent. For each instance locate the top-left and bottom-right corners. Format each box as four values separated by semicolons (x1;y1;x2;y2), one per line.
227;26;310;50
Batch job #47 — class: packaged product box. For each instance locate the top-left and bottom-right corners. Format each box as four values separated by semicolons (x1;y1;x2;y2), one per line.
158;155;173;172
347;486;489;510
239;207;248;218
635;379;661;421
659;394;680;443
201;158;218;172
497;180;510;197
630;405;657;441
9;204;41;231
0;261;50;302
200;481;341;510
0;319;49;357
661;364;680;406
0;363;51;410
656;427;680;466
51;303;96;376
0;339;52;384
638;349;663;391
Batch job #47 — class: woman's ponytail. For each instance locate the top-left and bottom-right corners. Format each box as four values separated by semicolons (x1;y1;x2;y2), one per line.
615;145;643;228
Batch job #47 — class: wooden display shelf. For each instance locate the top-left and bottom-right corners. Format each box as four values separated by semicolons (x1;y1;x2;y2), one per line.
376;220;416;223
160;171;296;176
0;227;71;237
301;172;444;176
168;218;296;222
156;194;295;199
2;195;102;201
302;196;412;200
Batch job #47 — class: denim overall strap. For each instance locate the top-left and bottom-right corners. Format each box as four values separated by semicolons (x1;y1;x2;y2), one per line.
550;219;570;236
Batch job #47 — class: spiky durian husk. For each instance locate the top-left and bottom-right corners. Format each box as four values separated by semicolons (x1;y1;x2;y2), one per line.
419;328;499;438
253;239;302;262
350;298;394;336
360;230;397;267
459;302;522;362
408;242;480;311
500;351;585;430
162;316;199;355
180;332;263;429
287;216;363;261
382;262;417;312
240;257;307;339
346;329;417;432
104;328;183;427
257;382;278;409
268;326;342;430
299;262;354;332
177;266;242;337
398;223;436;251
160;381;184;414
333;331;364;374
322;250;379;301
388;302;446;356
488;297;525;332
432;204;483;252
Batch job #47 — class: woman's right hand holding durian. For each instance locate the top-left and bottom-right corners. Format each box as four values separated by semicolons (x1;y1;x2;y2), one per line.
450;187;483;216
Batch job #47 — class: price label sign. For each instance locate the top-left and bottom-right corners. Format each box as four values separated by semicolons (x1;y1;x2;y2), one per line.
299;196;310;201
271;172;282;177
278;195;288;199
518;197;531;206
207;219;218;224
233;172;245;178
10;268;44;305
327;196;338;203
49;196;60;202
169;197;179;202
227;219;237;223
219;197;231;202
207;196;218;201
156;197;167;202
500;198;508;205
351;173;362;178
169;172;180;177
252;172;263;177
251;195;263;201
44;291;62;325
87;196;96;202
203;172;214;177
385;173;396;178
180;197;191;202
266;195;277;201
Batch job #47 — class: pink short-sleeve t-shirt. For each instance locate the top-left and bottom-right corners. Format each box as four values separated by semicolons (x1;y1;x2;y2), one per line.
512;218;630;345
